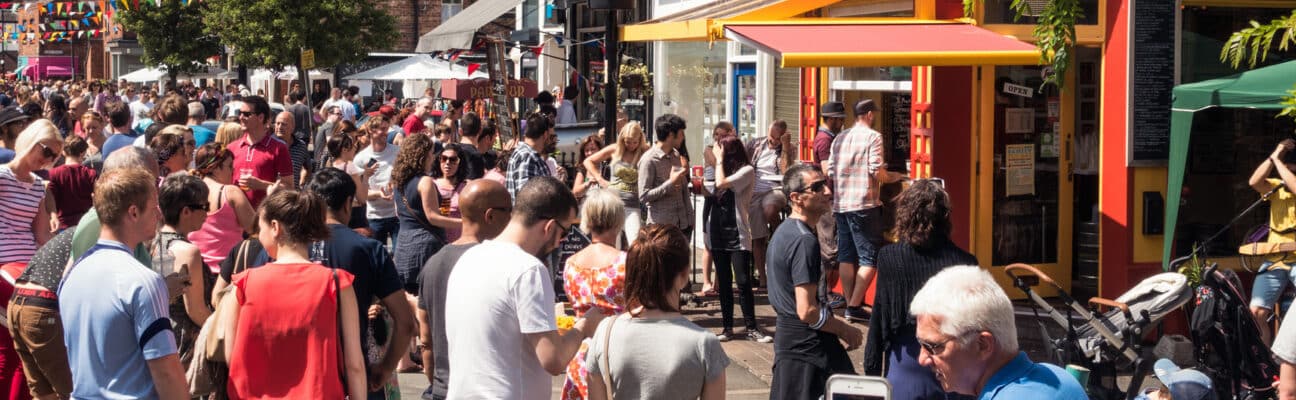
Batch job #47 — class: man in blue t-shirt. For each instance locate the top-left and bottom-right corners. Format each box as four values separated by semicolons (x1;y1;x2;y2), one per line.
911;266;1087;400
187;102;216;147
307;168;412;398
99;101;138;160
59;168;188;399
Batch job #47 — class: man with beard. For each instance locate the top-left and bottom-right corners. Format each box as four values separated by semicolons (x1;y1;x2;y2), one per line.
443;176;605;399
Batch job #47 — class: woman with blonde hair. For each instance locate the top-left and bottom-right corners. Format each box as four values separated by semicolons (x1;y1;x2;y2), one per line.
213;121;243;147
0;119;61;264
582;121;648;245
560;188;627;399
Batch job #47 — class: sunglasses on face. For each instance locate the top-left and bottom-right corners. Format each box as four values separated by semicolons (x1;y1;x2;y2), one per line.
918;331;976;360
798;179;829;194
440;155;459;164
38;142;57;160
186;203;210;213
238;110;256;118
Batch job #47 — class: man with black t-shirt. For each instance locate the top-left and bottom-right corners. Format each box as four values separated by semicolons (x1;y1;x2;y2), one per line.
766;164;862;400
457;112;490;180
307;168;413;397
416;179;512;399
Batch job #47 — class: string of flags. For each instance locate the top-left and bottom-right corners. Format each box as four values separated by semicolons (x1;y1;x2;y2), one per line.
438;32;608;79
0;0;203;44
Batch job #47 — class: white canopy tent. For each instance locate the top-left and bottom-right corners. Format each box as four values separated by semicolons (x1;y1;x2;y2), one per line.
342;54;487;81
119;66;231;83
249;68;334;81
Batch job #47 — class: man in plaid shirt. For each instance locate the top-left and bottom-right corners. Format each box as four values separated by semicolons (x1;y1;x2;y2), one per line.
507;113;555;202
827;99;905;322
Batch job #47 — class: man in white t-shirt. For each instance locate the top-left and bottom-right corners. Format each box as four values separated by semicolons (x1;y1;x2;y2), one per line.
354;117;399;247
321;88;356;122
444;176;605;400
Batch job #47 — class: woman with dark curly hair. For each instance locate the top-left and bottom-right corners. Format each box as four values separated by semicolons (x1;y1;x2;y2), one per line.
863;179;977;400
391;134;461;294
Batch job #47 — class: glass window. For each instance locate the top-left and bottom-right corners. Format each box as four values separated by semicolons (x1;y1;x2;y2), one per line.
655;41;727;163
983;0;1098;25
991;65;1062;265
442;0;463;21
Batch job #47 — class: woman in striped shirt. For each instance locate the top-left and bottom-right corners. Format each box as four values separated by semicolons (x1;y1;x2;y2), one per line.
0;119;61;264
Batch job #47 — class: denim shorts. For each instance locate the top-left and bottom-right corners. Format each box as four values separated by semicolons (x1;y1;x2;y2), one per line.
1250;261;1296;310
836;207;882;267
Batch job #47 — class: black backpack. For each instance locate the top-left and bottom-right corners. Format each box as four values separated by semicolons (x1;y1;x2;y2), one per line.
1190;267;1278;399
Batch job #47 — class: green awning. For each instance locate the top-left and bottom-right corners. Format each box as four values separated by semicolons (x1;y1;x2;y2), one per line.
1164;60;1296;270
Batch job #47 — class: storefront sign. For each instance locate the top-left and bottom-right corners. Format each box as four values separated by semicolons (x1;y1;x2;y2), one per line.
1005;108;1034;134
440;78;539;101
1128;0;1176;165
1006;144;1035;196
1002;82;1033;98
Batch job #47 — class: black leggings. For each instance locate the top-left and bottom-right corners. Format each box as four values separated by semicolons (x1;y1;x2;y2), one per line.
714;249;757;330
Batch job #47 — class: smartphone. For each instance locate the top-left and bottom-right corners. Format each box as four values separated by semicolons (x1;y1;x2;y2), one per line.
826;375;891;400
366;158;379;168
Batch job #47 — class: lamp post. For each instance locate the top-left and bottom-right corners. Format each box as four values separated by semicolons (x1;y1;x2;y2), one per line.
589;0;632;147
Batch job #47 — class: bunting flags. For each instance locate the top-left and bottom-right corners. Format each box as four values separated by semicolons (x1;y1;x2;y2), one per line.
466;63;481;76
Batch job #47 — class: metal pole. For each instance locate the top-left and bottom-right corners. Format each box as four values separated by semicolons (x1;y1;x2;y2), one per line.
602;9;618;147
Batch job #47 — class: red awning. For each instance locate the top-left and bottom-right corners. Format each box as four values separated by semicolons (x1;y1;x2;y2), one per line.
723;21;1041;67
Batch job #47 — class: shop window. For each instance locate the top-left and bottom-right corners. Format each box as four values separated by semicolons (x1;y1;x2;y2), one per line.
1177;109;1296;258
992;65;1062;265
983;0;1098;25
1180;6;1293;84
442;0;463;21
655;41;727;163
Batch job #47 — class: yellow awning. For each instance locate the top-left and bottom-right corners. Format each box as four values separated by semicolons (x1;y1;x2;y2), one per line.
620;0;842;42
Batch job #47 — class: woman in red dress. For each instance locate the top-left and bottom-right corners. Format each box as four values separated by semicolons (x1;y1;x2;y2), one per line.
220;189;367;399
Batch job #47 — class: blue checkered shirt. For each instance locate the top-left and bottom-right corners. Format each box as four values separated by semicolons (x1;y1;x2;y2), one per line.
506;141;551;201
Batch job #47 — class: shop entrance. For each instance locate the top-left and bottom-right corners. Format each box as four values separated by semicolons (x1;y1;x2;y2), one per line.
976;64;1075;295
731;63;757;139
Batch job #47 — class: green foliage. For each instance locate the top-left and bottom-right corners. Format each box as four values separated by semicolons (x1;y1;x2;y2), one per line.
962;0;1082;91
201;0;397;71
1176;244;1207;288
114;1;221;82
1220;10;1296;120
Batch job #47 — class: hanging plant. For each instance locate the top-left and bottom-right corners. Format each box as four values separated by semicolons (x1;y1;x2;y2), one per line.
964;0;1082;91
619;62;652;97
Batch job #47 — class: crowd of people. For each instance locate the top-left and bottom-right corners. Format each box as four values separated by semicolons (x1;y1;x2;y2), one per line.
0;75;1102;400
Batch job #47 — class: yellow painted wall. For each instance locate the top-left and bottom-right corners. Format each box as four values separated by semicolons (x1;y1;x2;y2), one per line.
1132;167;1168;264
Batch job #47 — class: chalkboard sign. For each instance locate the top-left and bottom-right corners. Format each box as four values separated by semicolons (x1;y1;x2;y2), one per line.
886;93;912;171
1129;0;1176;164
551;227;592;301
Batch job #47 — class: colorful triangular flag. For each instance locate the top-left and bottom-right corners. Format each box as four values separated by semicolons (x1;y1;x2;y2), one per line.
467;63;481;76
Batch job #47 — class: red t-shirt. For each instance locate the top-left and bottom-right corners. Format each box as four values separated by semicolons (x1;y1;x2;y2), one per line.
228;263;356;400
402;114;426;137
812;126;837;165
48;164;97;231
227;133;292;208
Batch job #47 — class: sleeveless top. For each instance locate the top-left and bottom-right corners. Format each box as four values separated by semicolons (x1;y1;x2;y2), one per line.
0;165;47;264
151;231;213;366
189;185;244;273
437;179;465;243
561;252;628;400
396;174;446;239
609;159;639;207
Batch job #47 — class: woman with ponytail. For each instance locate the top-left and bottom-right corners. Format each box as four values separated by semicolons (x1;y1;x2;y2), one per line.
187;143;256;271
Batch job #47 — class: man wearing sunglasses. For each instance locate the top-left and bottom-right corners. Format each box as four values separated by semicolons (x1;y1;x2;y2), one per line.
227;96;292;208
910;266;1085;399
766;164;862;400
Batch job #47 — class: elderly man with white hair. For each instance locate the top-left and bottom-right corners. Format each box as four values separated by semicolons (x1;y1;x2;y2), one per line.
911;266;1087;399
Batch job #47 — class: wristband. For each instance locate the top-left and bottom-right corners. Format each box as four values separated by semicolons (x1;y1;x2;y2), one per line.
809;307;830;330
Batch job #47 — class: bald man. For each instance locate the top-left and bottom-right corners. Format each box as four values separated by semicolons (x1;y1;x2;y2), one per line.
416;179;512;399
273;111;309;187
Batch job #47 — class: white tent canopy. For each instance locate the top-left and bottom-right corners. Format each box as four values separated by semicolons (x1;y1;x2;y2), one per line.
342;54;487;81
119;65;230;82
249;68;334;81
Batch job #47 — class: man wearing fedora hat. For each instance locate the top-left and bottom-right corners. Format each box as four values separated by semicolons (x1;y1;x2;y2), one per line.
812;101;847;307
0;106;32;164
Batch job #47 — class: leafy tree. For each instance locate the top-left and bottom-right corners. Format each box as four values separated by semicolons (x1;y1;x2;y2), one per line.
202;0;397;95
114;1;222;86
964;0;1082;91
1220;10;1296;117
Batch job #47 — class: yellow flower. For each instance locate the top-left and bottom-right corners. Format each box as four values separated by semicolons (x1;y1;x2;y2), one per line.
556;315;576;334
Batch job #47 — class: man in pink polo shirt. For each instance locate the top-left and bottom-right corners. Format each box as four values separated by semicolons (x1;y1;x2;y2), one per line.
227;95;291;207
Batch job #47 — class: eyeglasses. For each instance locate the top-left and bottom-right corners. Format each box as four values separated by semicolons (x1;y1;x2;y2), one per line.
440;156;460;164
798;179;829;194
186;203;210;213
918;331;977;360
238;110;256;118
37;142;57;160
551;218;574;238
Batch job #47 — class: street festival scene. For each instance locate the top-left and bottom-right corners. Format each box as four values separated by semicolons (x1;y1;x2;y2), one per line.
5;0;1296;399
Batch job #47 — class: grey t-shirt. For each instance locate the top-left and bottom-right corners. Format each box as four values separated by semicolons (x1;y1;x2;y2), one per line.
1274;304;1296;364
586;316;729;399
416;243;477;398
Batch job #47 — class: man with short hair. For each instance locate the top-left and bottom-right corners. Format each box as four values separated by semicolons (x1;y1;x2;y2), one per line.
287;90;312;140
813;101;847;307
639;113;693;232
187;102;216;147
417;179;512;399
322;88;355;122
272;111;309;188
457;111;488;180
355;115;401;248
403;98;432;137
227;96;292;207
444;176;604;399
746;119;793;286
312;105;343;172
911;266;1086;399
506;113;554;200
828;99;903;322
306;168;413;399
99;101;137;159
767;164;862;400
59;168;189;399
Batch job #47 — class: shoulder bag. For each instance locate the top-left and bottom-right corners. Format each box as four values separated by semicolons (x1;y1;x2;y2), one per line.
597;314;626;400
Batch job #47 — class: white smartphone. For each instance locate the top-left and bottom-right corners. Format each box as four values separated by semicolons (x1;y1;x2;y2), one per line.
825;374;891;400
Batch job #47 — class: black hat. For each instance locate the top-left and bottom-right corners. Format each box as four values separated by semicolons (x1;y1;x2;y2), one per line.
0;106;29;127
820;101;846;118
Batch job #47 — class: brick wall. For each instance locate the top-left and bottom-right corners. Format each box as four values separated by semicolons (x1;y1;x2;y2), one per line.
15;6;106;79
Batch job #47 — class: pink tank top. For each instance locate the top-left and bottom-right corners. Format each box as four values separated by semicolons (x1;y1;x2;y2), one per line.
188;186;244;273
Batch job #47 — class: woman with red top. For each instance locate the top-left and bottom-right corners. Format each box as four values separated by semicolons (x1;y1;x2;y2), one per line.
219;189;366;399
47;135;96;232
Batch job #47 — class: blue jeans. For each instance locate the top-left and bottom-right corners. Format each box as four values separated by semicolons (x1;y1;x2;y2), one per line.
369;217;400;250
1250;261;1296;311
835;208;882;267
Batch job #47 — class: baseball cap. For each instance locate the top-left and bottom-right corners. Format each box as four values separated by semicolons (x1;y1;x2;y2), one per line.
1153;359;1215;400
821;101;846;118
368;104;397;119
0;106;30;127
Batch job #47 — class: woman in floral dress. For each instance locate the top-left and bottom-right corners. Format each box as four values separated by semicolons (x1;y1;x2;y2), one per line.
561;189;628;399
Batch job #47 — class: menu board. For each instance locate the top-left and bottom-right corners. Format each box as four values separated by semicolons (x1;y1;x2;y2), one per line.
1129;0;1176;164
886;92;911;171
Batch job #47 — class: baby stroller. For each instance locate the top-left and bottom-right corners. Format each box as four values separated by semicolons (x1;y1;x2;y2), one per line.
1004;263;1194;400
1178;256;1279;400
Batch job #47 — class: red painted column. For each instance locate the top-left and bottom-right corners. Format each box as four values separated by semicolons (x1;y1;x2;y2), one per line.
1099;0;1132;299
929;0;976;250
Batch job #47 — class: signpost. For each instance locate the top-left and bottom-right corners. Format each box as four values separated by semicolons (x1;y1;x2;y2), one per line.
485;39;516;142
300;48;315;70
